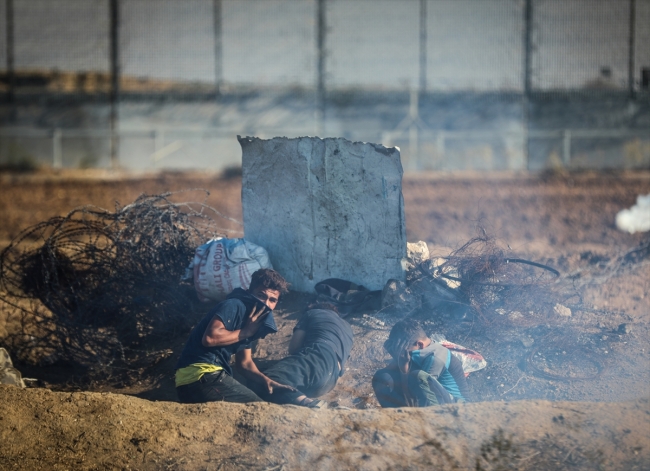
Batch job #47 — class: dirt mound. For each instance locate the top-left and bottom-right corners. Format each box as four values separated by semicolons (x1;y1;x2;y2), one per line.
1;385;647;470
0;386;650;470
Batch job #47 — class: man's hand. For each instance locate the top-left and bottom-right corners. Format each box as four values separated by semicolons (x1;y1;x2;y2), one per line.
265;378;296;395
239;303;269;339
397;348;411;374
235;349;295;395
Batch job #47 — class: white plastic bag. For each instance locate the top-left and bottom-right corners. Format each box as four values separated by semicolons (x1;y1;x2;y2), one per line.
0;347;25;388
430;335;487;375
616;194;650;234
186;237;273;302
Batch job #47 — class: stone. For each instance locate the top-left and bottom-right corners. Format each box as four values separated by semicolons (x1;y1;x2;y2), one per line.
240;136;406;292
381;279;408;308
553;303;571;317
0;348;25;388
406;240;430;266
381;279;418;317
413;276;460;311
402;240;430;283
521;337;534;348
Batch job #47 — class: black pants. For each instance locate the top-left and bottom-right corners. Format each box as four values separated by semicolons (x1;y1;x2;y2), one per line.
176;370;263;404
372;367;455;408
257;344;340;405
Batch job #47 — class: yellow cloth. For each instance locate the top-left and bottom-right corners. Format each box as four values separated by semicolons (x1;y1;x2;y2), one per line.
175;363;223;387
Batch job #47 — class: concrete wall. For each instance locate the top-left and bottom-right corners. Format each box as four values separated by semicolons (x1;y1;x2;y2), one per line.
240;136;406;293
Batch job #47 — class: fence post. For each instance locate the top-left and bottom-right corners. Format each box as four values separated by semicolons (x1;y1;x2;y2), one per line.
436;131;445;169
419;0;427;93
154;129;164;154
316;0;326;137
523;0;533;170
52;129;63;168
213;0;223;96
109;0;120;169
5;0;15;122
562;130;571;166
628;0;636;98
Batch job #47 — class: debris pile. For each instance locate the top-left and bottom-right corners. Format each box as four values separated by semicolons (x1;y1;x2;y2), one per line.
0;191;232;378
382;232;561;327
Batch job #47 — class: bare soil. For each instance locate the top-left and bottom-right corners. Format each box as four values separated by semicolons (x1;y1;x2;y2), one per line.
1;168;649;470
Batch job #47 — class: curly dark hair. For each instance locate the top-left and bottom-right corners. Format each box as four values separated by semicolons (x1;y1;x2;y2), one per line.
249;268;290;294
383;320;428;359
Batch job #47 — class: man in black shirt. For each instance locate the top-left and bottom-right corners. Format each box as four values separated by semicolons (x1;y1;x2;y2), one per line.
175;268;294;404
257;302;354;409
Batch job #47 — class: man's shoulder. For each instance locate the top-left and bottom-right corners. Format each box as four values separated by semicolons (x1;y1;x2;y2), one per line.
210;296;247;328
212;296;246;313
303;309;349;324
312;309;353;337
426;342;450;357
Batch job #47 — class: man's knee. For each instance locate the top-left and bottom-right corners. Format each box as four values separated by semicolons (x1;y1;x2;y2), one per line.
413;370;455;405
372;370;395;393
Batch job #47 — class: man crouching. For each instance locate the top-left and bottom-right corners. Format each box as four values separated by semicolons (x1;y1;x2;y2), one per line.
372;320;470;407
256;302;354;409
175;268;294;403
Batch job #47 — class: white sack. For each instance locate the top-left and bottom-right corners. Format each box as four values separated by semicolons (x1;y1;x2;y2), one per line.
0;347;25;388
616;194;650;234
187;238;273;302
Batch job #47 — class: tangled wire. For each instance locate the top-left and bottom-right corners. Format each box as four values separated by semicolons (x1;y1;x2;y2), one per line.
414;230;562;327
0;191;236;378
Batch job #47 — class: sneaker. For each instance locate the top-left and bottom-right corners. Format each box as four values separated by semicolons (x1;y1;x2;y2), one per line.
296;397;328;409
306;399;328;409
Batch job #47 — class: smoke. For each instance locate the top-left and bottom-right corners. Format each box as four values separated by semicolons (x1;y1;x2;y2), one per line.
616;194;650;234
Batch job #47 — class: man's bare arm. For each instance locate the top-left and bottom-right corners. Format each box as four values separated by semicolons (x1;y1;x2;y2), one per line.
234;349;296;394
202;317;246;347
202;304;267;347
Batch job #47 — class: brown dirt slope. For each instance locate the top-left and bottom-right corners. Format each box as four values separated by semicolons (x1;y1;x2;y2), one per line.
1;385;648;471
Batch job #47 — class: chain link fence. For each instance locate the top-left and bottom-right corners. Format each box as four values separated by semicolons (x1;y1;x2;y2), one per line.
0;0;648;171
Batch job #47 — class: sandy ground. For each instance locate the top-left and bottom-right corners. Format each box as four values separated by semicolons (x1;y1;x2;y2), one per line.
1;169;649;470
1;385;648;471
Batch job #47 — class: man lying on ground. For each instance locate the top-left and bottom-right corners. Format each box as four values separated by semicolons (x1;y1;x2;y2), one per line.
255;302;354;409
372;320;470;407
175;268;294;403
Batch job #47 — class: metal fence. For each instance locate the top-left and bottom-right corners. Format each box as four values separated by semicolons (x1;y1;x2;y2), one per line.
0;0;648;171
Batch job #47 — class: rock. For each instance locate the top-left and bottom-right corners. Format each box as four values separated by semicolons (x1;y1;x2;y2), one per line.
403;241;430;269
0;348;25;388
554;303;572;317
240;136;406;292
521;337;535;348
413;276;460;311
618;323;630;334
381;279;418;317
407;241;429;261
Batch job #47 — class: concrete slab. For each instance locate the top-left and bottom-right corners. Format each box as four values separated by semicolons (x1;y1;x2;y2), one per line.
240;136;406;293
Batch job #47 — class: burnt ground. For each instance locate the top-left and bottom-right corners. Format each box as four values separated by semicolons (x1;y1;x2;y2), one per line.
0;168;649;470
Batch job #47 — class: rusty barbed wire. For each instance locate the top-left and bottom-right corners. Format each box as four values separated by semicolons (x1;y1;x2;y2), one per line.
0;190;235;379
412;230;563;327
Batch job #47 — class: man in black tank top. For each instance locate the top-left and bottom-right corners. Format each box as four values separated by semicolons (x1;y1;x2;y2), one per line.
257;302;354;409
175;269;295;404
